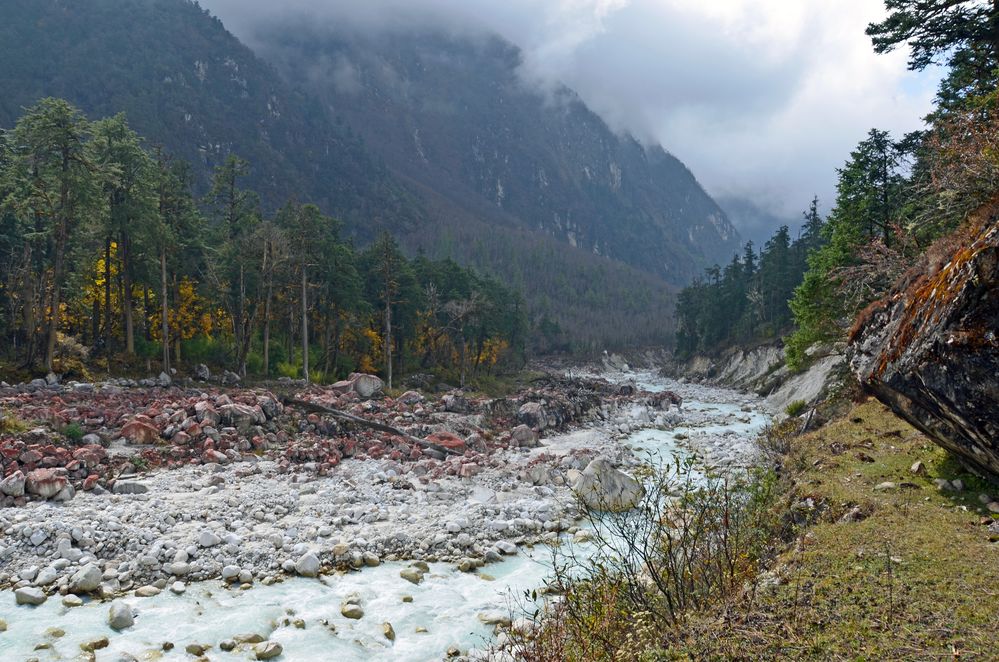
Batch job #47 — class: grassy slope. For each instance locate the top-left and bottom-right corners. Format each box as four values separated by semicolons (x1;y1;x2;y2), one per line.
670;400;999;660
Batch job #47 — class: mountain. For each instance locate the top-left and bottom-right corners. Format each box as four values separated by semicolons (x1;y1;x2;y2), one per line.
0;0;422;236
717;195;802;250
255;30;740;284
0;0;738;349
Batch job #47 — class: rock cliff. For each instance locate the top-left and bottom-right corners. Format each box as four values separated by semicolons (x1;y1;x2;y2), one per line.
849;203;999;478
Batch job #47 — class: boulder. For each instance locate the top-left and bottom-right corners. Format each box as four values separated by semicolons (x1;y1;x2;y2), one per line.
254;641;283;660
0;470;26;497
195;364;211;381
517;402;548;431
510;425;540;448
112;480;150;495
572;458;645;512
442;393;469;413
68;563;102;594
349;373;384;398
849;209;999;478
341;602;364;619
108;601;134;630
25;468;67;499
426;431;466;453
120;418;161;445
295;552;320;578
14;587;47;605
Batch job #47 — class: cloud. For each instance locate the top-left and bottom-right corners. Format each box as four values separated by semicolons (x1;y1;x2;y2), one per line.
200;0;940;220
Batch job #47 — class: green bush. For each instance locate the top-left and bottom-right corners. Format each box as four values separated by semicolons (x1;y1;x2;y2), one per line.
62;422;84;442
785;400;809;417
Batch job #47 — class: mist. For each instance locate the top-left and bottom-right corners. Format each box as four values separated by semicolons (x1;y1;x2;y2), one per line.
200;0;939;226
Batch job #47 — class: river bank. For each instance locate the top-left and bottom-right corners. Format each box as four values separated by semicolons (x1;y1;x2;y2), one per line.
0;369;770;660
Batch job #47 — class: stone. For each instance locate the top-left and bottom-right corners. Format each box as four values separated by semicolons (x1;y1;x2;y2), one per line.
517;402;548;431
295;552;320;578
81;636;110;652
120;419;161;445
848;209;999;479
185;643;206;656
195;364;211;381
382;622;396;641
108;601;134;630
572;458;645;512
221;565;240;582
255;641;283;660
350;373;384;398
400;567;425;585
510;424;540;448
341;603;364;619
157;371;172;387
910;461;926;476
69;563;102;594
426;431;466;453
62;594;84;607
135;585;160;597
235;633;266;644
112;481;150;495
1;470;26;497
25;468;67;499
170;581;186;595
14;587;47;606
874;482;898;491
442;393;469;413
198;530;221;548
220;640;237;652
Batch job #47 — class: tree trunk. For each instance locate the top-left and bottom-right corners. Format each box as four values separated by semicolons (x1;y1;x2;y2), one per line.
45;222;68;373
160;250;170;373
104;236;112;350
262;240;272;376
121;233;134;355
301;266;309;383
385;299;393;390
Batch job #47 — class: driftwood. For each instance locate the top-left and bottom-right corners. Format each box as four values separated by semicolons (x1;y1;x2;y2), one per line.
282;397;461;457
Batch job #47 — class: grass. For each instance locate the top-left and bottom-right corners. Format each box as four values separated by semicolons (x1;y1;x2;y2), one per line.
663;399;999;660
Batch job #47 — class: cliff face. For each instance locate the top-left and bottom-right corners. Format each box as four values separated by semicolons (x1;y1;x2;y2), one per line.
849;203;999;478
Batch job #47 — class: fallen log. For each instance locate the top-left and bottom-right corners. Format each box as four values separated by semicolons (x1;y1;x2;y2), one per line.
282;397;461;457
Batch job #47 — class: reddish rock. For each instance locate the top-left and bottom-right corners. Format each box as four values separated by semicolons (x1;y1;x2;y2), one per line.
203;449;229;465
25;468;68;499
82;474;99;491
121;419;161;445
18;449;43;465
427;431;466;453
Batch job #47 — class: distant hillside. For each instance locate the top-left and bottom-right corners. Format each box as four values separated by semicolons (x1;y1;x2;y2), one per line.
256;30;740;284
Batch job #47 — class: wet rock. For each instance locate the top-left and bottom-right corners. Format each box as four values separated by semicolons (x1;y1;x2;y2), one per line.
400;566;425;585
340;603;364;619
14;587;47;606
185;643;207;655
80;636;110;652
572;458;645;512
62;594;84;607
382;622;396;641
849;210;999;478
255;641;283;660
108;601;134;630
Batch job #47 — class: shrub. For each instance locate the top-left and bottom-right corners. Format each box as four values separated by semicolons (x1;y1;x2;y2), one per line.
61;422;84;442
497;455;788;660
785;400;809;417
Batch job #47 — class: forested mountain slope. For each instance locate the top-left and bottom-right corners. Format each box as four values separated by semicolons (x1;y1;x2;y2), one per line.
255;30;740;284
0;0;737;349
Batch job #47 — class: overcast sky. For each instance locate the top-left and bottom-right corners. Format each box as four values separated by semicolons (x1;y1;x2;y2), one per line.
202;0;941;221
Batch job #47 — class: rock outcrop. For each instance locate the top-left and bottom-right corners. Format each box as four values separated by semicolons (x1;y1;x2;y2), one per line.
849;208;999;478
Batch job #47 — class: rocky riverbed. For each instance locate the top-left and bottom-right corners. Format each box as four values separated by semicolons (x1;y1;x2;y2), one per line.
0;369;768;661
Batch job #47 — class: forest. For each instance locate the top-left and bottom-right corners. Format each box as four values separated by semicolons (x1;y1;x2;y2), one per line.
676;0;999;368
0;100;526;386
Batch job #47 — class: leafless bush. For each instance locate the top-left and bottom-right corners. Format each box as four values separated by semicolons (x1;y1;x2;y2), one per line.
493;455;786;661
